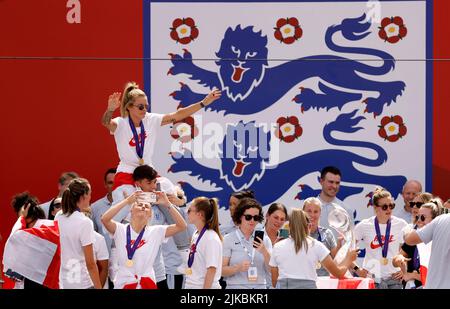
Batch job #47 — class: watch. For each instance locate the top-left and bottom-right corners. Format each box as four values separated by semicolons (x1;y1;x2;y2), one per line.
353;265;359;271
200;100;206;108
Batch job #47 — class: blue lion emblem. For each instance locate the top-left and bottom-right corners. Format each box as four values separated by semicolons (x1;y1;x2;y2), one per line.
168;14;405;116
168;110;406;209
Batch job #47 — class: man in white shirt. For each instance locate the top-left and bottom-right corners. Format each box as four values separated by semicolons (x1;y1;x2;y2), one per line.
317;166;353;238
39;171;79;219
394;180;422;223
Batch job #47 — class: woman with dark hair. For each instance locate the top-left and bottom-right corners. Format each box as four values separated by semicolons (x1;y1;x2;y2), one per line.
264;202;288;245
55;178;102;289
222;198;271;289
220;190;255;236
185;197;223;289
270;209;357;289
101;81;221;206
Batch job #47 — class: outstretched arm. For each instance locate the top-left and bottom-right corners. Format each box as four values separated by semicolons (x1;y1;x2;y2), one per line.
161;89;221;125
101;92;120;133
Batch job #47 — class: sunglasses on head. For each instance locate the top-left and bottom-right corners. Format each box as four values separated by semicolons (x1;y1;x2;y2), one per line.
415;215;427;222
377;203;395;211
133;103;148;111
410;201;424;208
243;214;262;222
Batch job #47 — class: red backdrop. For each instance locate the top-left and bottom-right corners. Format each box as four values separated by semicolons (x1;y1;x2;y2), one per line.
0;0;449;260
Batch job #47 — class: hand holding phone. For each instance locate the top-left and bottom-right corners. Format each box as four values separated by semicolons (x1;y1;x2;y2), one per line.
253;230;265;248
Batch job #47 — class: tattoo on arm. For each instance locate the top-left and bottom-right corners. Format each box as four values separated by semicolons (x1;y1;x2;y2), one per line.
102;110;114;127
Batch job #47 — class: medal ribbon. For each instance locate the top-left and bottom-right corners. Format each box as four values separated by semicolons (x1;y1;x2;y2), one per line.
187;226;207;268
129;117;145;162
126;224;146;261
374;217;391;259
412;225;420;270
235;230;256;264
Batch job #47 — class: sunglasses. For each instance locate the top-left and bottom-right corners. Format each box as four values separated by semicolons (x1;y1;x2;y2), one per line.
409;201;424;208
133;103;148;111
243;214;262;222
377;203;395;211
415;215;427;222
187;208;196;214
53;203;61;209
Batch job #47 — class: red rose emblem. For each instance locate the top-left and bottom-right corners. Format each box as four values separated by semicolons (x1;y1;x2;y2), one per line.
170;17;199;44
275;116;303;143
274;17;303;44
170;116;199;143
378;16;407;44
378;115;407;142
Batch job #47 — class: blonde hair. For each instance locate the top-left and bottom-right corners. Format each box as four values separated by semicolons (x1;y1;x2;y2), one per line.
289;209;311;254
372;187;391;207
302;197;322;210
421;202;440;219
120;81;147;117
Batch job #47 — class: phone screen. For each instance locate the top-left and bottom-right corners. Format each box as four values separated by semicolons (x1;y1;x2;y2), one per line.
254;230;264;243
279;228;289;239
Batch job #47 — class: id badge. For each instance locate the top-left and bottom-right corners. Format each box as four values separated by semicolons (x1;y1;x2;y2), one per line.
248;266;258;282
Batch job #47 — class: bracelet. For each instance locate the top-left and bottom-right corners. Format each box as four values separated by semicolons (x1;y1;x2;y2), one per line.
200;100;206;108
353;265;359;271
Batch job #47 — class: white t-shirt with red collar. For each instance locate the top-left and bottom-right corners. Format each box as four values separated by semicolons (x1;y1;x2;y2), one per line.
354;215;408;280
112;113;164;173
112;223;168;289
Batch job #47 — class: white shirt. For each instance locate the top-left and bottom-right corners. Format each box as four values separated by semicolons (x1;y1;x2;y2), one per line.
112;113;164;173
417;214;450;289
112;223;168;289
90;195;113;254
39;200;52;219
269;237;329;281
354;215;407;280
55;211;95;289
93;231;110;289
185;229;222;289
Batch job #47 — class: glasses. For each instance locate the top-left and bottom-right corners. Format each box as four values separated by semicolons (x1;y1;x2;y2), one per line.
53;203;61;209
243;214;262;222
410;202;424;208
377;203;395;211
415;215;427;222
132;103;148;111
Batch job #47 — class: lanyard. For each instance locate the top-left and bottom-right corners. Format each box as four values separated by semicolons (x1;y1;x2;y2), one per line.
235;230;256;265
374;217;391;258
126;225;146;260
128;117;145;161
188;227;207;268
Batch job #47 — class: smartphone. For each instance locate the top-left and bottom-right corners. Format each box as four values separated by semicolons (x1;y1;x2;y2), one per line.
279;228;289;239
254;230;265;247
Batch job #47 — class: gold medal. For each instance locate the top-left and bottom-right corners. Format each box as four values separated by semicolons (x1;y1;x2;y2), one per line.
381;257;388;265
126;259;134;267
139;158;144;165
185;268;192;275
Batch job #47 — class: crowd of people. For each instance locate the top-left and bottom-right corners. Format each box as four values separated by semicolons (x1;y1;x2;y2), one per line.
1;82;449;289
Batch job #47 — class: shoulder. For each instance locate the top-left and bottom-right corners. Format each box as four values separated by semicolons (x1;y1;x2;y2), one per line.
391;216;408;227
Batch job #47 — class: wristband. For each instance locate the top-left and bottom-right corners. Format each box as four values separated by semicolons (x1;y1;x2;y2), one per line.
200;100;206;108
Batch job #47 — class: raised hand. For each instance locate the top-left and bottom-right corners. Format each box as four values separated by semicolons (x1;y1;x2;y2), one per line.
108;92;121;112
202;89;222;106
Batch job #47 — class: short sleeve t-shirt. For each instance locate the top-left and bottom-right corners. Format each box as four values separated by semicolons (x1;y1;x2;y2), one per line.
55;211;95;289
222;229;272;287
354;216;407;280
417;214;450;289
184;230;222;289
112;113;164;173
113;223;168;289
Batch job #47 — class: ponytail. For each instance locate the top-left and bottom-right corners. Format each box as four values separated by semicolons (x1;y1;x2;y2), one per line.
120;81;147;117
61;178;90;215
192;197;223;240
